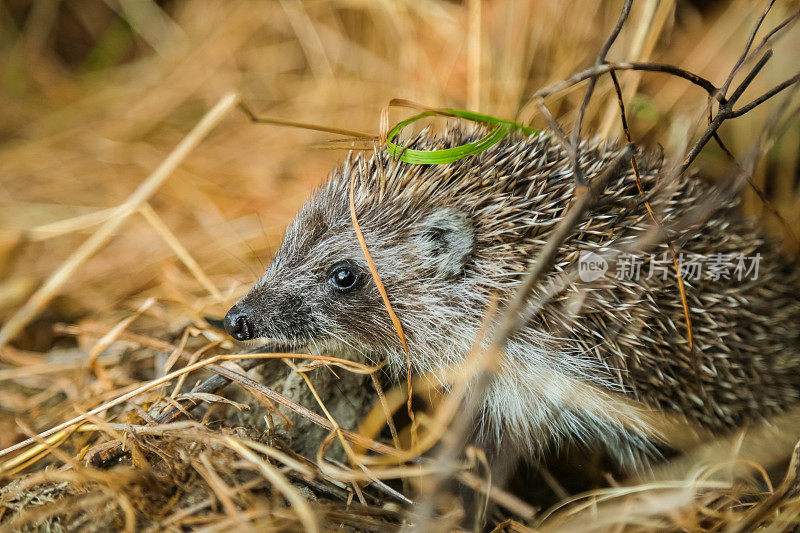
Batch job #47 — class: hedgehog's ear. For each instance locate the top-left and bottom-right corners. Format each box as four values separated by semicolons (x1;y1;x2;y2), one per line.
414;208;474;278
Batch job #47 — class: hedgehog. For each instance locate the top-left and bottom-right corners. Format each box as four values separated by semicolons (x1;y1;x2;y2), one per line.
224;126;800;470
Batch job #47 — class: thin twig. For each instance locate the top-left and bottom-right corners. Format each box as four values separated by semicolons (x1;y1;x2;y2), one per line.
569;0;633;186
731;71;800;118
680;51;774;174
718;0;776;99
238;101;370;138
531;62;720;104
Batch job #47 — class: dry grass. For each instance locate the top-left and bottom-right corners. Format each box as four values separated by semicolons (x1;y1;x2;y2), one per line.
1;0;800;531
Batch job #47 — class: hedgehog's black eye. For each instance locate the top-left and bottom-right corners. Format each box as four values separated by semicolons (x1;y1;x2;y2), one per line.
328;262;359;292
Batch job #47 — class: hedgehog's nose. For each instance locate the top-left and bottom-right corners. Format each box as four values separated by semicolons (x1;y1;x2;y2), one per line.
224;305;253;341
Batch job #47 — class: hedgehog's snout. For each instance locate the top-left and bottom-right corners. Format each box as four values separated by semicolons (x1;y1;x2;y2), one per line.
224;304;254;341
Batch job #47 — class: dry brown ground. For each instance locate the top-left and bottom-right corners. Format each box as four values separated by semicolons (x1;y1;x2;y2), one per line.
1;0;800;531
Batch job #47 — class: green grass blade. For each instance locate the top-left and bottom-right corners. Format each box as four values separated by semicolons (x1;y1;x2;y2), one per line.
385;108;539;164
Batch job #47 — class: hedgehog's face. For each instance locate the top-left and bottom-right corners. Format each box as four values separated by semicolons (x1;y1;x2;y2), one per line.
224;193;477;366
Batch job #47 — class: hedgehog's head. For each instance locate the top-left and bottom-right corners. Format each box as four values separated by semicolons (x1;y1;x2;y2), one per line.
224;157;482;369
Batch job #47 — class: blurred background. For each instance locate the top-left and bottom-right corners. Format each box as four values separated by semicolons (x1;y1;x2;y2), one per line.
0;0;798;375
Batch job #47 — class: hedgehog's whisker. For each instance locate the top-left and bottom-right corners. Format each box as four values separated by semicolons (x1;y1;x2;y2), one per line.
319;327;368;360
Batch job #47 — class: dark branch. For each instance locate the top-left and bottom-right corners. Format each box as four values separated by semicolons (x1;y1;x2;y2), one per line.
731;71;800;118
534;62;721;103
570;0;634;185
719;0;776;98
728;50;773;103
